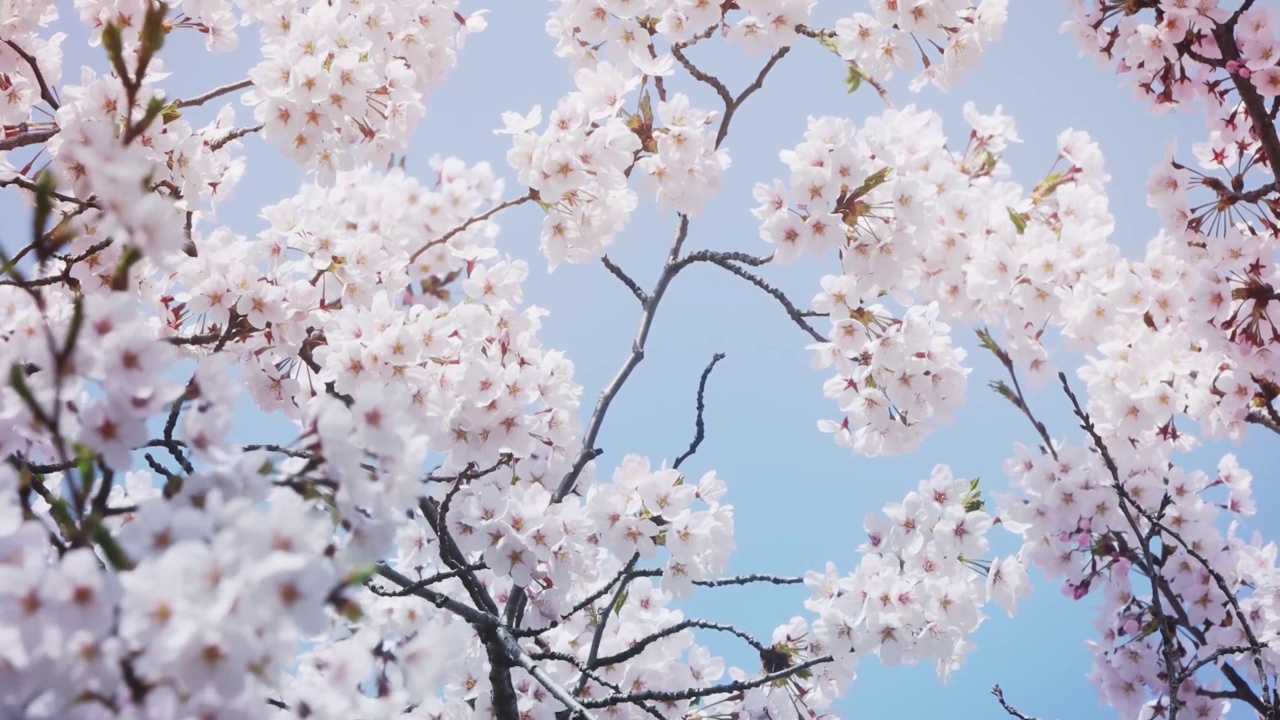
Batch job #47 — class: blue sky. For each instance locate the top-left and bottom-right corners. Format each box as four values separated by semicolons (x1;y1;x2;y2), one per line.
4;2;1277;718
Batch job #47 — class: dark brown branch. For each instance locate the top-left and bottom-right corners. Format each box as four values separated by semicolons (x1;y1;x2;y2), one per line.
554;215;691;503
576;554;639;694
1246;408;1280;435
580;655;833;708
978;328;1059;461
600;255;646;303
1059;372;1275;717
676;250;825;342
670;27;732;108
672;352;725;470
366;563;486;597
0;175;97;209
592;618;770;668
1213;25;1280;176
4;40;60;109
371;564;497;628
717;47;790;149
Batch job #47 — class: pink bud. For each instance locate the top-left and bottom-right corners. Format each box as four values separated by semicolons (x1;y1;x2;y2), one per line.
1122;618;1140;635
1226;60;1252;78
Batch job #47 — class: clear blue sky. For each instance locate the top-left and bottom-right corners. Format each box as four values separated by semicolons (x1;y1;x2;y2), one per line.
4;3;1276;718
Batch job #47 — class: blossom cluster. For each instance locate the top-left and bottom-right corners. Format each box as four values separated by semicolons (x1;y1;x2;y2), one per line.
833;0;1009;91
500;63;643;267
999;443;1274;720
243;0;487;183
1062;1;1280;111
3;1;1280;719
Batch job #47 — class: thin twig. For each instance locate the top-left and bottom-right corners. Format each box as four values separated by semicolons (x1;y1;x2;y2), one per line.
175;78;253;109
992;685;1045;720
580;655;834;708
4;40;59;109
209;123;264;151
670;27;732;107
673;352;725;470
677;250;825;342
371;564;497;628
576;554;639;694
978;328;1059;461
601;255;646;303
717;47;790;149
554;215;691;503
409;190;536;263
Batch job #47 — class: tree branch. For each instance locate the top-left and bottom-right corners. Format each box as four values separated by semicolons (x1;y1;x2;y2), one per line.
672;352;725;469
3;40;59;110
554;215;691;503
677;250;825;342
409;189;536;263
580;655;833;708
0;126;57;152
175;78;253;108
209;123;264;151
371;564;497;629
1214;24;1280;176
992;685;1046;720
716;47;790;149
601;255;646;303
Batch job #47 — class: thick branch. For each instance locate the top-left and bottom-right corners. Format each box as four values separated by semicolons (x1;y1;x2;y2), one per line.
0;126;57;152
1213;25;1280;177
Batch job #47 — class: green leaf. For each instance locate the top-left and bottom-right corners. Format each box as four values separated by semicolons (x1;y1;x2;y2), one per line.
162;474;183;499
613;589;629;613
161;101;182;124
9;363;47;425
47;497;78;536
100;22;130;85
638;90;653;127
92;523;135;570
110;246;143;291
31;170;56;248
58;295;85;376
844;62;863;94
1007;207;1028;235
74;443;97;488
346;565;379;586
851;167;892;199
